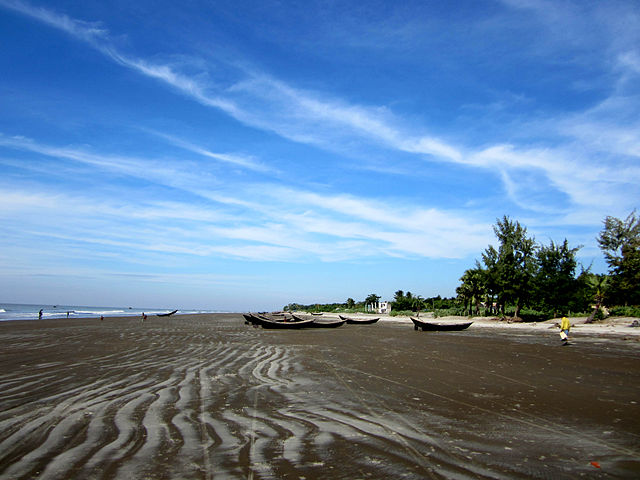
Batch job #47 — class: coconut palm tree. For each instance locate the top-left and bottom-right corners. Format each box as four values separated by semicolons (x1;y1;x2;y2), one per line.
365;293;381;312
585;274;609;324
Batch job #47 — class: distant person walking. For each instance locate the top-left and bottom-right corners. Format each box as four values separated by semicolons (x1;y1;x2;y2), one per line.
560;316;571;345
142;312;147;322
38;309;43;320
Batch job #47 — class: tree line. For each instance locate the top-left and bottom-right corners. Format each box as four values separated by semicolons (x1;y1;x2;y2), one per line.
285;211;639;320
456;211;639;321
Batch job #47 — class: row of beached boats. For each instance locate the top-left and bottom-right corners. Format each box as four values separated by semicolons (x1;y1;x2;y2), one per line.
243;312;473;331
243;313;380;329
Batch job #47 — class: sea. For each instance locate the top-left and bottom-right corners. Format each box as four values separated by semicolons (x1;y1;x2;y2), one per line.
0;303;221;322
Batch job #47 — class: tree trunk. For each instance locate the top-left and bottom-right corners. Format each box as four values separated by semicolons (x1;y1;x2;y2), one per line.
585;300;601;324
514;303;521;320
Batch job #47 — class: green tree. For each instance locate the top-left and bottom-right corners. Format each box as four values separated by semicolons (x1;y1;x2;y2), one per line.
457;266;485;316
533;239;581;316
346;298;355;309
585;273;609;323
484;216;537;319
392;290;413;311
597;211;640;305
364;293;381;312
410;295;425;316
481;246;500;314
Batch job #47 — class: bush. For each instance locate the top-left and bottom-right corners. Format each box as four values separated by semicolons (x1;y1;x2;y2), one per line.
506;308;550;322
608;306;640;317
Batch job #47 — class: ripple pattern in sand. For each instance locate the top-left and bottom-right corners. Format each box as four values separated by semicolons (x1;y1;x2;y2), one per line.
2;318;635;479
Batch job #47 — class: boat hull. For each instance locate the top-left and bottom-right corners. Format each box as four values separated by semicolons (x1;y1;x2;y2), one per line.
410;318;473;331
338;315;380;325
250;314;315;329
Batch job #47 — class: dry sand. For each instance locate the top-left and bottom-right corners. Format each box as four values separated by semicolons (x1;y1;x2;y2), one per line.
1;313;639;479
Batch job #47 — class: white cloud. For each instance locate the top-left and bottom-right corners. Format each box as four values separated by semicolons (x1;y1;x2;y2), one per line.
3;1;640;225
2;0;639;249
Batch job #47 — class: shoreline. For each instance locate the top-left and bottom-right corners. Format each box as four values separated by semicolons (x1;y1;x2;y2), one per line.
4;311;640;341
297;311;640;341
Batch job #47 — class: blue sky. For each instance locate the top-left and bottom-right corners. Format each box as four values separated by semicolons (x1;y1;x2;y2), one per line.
1;0;639;311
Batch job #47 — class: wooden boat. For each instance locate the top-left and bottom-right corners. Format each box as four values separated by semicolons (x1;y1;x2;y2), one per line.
157;310;178;317
338;315;380;325
252;314;314;329
410;317;473;331
243;313;261;325
311;319;346;328
310;312;323;316
293;314;346;328
258;317;315;329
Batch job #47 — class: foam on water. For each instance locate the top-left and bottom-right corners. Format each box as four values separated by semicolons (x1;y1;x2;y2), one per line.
0;302;222;321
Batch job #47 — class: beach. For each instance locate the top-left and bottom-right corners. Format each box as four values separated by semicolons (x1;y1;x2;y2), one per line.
1;313;639;479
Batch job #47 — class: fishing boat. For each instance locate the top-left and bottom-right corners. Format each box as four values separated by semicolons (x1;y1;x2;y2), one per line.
251;313;315;329
293;314;346;328
311;318;346;328
243;313;260;325
410;317;473;331
157;310;178;317
338;315;380;325
258;316;315;329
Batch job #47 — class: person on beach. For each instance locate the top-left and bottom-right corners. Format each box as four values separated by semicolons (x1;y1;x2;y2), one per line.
38;309;43;320
560;316;571;344
142;312;147;322
100;315;104;321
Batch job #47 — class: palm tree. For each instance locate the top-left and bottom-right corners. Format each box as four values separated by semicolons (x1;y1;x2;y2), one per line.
365;293;381;312
411;295;425;317
458;267;485;316
586;274;609;323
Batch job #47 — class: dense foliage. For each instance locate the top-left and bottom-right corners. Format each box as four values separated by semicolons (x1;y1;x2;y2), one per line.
285;212;639;320
456;212;640;320
597;211;640;305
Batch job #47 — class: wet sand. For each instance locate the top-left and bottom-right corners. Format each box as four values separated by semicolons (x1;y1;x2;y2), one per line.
1;314;639;479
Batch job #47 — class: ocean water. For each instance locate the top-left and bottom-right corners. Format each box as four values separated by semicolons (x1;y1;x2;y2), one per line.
0;303;220;322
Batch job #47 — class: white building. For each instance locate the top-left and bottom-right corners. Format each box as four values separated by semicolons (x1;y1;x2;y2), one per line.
367;301;391;314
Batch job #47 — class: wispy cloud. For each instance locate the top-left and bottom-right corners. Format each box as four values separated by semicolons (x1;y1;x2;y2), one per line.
3;0;639;225
2;0;639;259
143;129;273;173
0;0;107;41
0;157;493;263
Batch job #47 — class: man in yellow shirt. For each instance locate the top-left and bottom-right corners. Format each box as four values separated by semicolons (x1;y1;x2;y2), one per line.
560;316;571;345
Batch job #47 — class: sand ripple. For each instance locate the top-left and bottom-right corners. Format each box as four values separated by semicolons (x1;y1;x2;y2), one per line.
1;317;637;479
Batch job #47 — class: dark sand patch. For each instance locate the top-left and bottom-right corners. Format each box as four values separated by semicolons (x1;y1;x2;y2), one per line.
0;314;638;479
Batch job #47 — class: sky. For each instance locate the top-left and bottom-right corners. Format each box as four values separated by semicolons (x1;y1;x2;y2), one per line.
1;0;639;311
